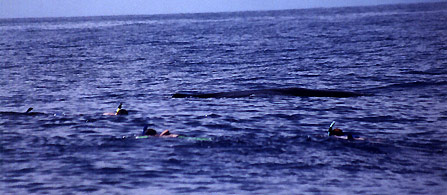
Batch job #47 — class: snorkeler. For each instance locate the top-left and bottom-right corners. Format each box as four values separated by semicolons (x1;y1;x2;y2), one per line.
134;125;212;141
116;103;128;115
328;121;364;140
142;125;179;138
103;103;128;115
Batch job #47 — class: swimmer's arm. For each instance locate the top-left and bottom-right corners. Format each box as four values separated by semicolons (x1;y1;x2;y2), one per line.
160;130;180;138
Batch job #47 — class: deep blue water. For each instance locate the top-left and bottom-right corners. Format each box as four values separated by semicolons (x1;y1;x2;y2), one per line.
1;2;447;194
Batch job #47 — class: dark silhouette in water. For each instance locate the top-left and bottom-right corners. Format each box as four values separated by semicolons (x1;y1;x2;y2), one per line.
172;87;364;98
116;103;128;115
136;125;212;141
141;125;179;137
26;107;33;113
0;107;45;116
24;107;44;115
328;121;364;141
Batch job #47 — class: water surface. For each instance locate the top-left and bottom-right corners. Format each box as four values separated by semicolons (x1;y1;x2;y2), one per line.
1;2;447;194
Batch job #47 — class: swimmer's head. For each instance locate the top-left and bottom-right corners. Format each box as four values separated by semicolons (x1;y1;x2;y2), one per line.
142;125;157;136
115;103;128;115
116;109;128;115
329;128;344;136
333;128;343;132
333;128;343;133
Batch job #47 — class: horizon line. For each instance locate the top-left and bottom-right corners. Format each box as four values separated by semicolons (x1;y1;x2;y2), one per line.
1;1;444;20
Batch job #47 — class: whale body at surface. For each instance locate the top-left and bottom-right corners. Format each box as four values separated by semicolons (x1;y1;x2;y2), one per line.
172;87;365;98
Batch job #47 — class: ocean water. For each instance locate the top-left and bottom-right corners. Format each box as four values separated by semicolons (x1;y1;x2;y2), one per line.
1;2;447;194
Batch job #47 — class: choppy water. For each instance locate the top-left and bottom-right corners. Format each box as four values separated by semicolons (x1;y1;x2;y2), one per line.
1;2;447;194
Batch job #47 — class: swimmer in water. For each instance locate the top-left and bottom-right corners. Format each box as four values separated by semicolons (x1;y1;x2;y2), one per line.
103;103;128;115
116;103;128;115
142;125;179;138
328;121;364;140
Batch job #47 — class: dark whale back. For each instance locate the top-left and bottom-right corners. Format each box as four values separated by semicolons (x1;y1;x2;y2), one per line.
274;88;363;98
172;87;365;98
